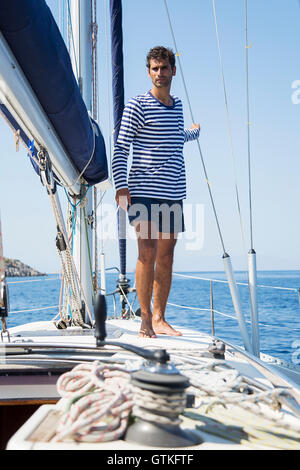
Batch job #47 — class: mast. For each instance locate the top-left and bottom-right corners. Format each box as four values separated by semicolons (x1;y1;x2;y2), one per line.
69;0;94;322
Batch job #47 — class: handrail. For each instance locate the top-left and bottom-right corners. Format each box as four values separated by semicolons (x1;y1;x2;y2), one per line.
9;305;59;314
5;272;300;336
6;277;61;285
173;272;300;293
172;272;300;336
7;271;300;293
166;302;300;332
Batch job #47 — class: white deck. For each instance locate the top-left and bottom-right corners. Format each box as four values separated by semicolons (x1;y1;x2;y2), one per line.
3;319;300;450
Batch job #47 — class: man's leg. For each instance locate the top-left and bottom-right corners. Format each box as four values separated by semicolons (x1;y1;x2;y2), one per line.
152;233;182;336
135;221;158;338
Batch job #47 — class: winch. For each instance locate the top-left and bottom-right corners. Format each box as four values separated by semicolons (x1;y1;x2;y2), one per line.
94;293;202;447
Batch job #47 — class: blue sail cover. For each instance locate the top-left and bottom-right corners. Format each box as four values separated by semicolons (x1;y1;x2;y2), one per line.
110;0;126;277
0;0;107;186
110;0;125;145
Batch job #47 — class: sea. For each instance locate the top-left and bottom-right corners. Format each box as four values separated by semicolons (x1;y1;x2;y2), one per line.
5;270;300;366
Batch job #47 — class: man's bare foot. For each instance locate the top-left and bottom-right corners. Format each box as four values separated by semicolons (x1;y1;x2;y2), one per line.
139;313;157;338
152;319;182;336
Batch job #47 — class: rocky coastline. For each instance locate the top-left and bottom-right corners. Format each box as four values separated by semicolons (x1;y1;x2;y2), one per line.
4;258;46;277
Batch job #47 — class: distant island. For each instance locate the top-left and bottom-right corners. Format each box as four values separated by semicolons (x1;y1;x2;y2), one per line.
4;258;46;277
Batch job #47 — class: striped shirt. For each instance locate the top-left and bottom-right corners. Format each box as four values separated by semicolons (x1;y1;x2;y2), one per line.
112;91;199;200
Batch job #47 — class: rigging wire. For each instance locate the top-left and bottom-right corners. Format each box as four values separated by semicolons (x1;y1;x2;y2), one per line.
211;0;248;258
24;146;93;326
163;0;226;255
163;0;253;354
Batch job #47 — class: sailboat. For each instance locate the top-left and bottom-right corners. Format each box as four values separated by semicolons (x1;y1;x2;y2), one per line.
0;0;300;451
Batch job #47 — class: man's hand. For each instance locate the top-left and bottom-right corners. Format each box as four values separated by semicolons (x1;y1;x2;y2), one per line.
190;123;200;130
115;188;131;211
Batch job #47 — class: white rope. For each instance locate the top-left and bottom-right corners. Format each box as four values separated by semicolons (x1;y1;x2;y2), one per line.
26;320;299;451
51;357;300;448
45;184;93;325
174;359;300;444
52;361;187;442
132;386;186;426
56;245;83;326
53;362;133;443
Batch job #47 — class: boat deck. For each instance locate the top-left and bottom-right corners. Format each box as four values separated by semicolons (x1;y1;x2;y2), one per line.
1;319;300;450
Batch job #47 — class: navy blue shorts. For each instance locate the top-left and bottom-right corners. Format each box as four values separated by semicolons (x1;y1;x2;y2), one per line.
128;197;185;234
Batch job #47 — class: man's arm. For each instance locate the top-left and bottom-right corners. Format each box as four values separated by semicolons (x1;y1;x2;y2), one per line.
112;98;144;209
184;123;200;143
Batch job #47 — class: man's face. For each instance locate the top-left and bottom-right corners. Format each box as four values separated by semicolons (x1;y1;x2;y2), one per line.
148;58;176;89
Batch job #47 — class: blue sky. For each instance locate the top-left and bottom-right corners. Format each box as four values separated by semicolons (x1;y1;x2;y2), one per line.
0;0;299;273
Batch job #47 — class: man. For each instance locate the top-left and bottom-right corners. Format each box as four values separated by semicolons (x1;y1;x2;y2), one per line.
112;46;200;338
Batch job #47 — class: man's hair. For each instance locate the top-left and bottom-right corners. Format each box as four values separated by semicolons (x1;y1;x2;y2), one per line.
146;46;176;69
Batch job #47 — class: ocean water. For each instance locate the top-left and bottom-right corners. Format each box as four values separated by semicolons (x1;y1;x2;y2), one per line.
5;270;300;365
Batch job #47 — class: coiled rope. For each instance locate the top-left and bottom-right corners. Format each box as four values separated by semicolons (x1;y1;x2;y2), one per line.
52;361;190;442
132;386;186;426
172;356;300;449
52;362;133;443
50;353;300;449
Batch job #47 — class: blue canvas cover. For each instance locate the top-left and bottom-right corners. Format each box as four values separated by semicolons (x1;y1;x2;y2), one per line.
110;0;125;145
0;0;107;186
110;0;127;276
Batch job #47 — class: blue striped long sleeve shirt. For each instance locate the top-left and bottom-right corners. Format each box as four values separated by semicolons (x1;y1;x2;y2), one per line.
112;91;199;200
